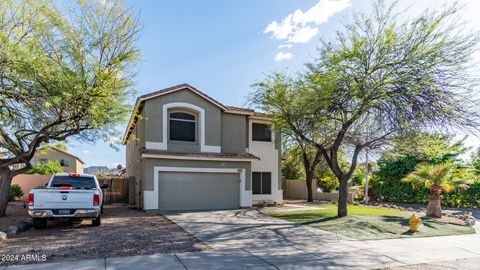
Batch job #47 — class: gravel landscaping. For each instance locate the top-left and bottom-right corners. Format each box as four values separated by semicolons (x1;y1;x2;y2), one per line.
0;201;28;233
0;204;208;266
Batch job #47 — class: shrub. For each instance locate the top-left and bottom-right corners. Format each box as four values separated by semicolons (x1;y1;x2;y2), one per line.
318;176;338;192
9;184;24;201
372;156;480;208
28;161;63;175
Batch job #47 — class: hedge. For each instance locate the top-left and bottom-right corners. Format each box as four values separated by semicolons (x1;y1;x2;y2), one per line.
371;156;480;208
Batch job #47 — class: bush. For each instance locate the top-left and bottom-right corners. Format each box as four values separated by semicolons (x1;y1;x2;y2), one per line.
9;184;24;201
28;161;63;175
372;156;480;208
318;176;338;192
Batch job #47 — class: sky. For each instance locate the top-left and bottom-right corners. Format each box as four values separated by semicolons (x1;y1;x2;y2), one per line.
67;0;480;168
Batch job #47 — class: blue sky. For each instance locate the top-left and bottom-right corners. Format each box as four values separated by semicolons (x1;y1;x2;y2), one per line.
68;0;480;168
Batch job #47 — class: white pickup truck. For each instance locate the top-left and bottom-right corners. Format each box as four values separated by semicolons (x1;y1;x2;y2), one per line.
28;173;107;229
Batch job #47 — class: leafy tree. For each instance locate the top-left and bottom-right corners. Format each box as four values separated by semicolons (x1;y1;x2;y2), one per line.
251;75;323;202
0;0;141;216
381;132;467;164
372;132;469;204
281;147;304;180
403;163;472;217
251;1;479;217
27;161;63;175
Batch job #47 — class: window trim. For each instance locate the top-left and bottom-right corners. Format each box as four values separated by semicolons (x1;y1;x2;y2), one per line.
168;109;197;143
252;171;272;195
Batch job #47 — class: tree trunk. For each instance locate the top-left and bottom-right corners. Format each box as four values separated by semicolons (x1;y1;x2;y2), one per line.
305;172;314;202
426;186;443;218
0;167;12;217
337;176;349;217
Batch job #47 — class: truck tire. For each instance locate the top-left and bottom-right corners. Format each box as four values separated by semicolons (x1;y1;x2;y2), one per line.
92;215;101;226
33;218;47;229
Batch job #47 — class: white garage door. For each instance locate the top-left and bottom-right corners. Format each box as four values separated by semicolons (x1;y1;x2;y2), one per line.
158;172;240;211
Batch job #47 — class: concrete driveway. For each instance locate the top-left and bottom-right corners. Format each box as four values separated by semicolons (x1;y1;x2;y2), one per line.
162;209;480;269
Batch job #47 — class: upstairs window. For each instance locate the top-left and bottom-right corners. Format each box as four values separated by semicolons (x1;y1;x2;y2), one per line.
169;112;196;142
252;123;272;142
59;159;69;167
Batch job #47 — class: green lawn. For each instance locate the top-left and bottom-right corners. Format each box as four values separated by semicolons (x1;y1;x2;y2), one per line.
265;205;475;240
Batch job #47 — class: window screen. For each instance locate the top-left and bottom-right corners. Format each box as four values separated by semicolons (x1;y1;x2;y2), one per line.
169;112;196;142
252;172;272;195
252;123;272;142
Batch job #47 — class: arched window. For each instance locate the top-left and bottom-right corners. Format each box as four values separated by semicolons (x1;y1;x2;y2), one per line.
169;111;196;142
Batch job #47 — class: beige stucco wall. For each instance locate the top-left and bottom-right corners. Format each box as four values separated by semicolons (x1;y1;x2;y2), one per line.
32;149;84;174
283;179;354;203
11;174;52;200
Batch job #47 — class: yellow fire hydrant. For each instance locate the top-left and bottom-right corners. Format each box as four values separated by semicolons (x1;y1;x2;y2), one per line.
409;214;422;232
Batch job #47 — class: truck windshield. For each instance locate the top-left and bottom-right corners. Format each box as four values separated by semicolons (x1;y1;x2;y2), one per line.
50;176;97;189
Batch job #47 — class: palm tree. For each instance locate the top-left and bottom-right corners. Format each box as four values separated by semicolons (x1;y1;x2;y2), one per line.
402;163;471;218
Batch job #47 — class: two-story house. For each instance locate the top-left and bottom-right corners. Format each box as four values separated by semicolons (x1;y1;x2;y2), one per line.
28;147;85;174
123;84;282;211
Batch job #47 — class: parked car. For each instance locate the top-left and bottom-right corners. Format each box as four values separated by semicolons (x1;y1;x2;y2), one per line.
28;173;108;229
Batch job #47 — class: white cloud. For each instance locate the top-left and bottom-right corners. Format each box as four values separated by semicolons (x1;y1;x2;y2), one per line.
81;150;90;154
275;52;293;61
265;0;350;43
289;26;320;44
278;44;293;49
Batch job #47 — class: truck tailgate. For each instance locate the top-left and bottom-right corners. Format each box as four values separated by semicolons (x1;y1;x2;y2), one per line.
33;189;96;209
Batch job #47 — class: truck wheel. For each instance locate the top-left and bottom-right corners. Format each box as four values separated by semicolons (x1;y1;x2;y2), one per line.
33;218;47;229
92;215;101;226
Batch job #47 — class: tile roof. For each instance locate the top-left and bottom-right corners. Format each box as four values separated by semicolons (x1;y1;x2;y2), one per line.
141;149;260;160
225;105;254;112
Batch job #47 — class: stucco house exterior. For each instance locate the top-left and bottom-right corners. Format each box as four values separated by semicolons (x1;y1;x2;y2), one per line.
31;148;85;174
123;83;282;211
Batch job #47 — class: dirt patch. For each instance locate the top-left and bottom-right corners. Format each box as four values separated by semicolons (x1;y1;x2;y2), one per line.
0;201;28;232
0;204;208;266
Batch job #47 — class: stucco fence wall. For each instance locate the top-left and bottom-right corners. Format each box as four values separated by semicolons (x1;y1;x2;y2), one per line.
282;179;355;203
11;174;51;200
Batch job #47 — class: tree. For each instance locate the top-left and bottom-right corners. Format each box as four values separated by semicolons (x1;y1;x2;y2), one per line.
0;0;141;216
27;161;63;175
251;74;323;202
281;147;304;180
402;163;472;217
381;132;468;164
251;1;480;217
372;132;468;204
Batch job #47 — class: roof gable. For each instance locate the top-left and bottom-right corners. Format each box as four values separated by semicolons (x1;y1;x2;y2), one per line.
122;83;264;144
140;83;228;111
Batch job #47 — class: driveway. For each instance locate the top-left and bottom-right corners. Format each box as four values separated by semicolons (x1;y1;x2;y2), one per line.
162;209;480;270
5;209;480;270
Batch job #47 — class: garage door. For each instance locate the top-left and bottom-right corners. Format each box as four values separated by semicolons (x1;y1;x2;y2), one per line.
158;172;240;211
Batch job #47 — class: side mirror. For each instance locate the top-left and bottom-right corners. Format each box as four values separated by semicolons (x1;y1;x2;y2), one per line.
100;184;110;189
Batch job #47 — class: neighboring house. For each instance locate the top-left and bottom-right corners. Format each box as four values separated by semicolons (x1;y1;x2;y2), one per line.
123;83;282;211
31;148;85;174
